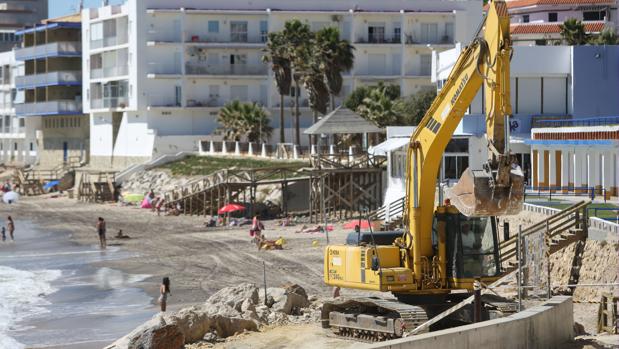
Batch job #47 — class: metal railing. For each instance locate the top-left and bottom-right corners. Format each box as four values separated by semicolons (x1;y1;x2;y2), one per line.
404;34;453;45
15;100;82;116
15;71;81;88
534;116;619;128
90;97;128;109
185;63;267;75
355;67;401;76
15;41;81;60
525;186;611;202
356;35;401;44
91;65;129;79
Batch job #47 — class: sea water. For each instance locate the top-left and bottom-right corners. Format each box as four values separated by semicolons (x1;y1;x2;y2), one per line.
0;221;154;348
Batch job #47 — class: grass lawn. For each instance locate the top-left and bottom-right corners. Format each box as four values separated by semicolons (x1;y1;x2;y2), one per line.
159;155;310;176
527;198;619;220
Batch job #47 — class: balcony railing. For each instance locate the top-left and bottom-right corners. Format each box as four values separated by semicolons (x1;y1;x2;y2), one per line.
15;71;82;89
185;98;225;107
90;65;129;79
186;34;265;44
90;97;128;109
185;63;267;76
148;30;181;43
356;35;401;44
15;100;83;116
90;35;128;50
405;34;453;45
15;42;81;60
355;67;401;76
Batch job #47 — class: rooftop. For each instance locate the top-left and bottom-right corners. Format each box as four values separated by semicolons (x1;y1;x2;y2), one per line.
510;20;606;34
304;107;384;135
505;0;615;9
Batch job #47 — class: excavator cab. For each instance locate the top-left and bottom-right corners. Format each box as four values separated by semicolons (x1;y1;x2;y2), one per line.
436;208;501;288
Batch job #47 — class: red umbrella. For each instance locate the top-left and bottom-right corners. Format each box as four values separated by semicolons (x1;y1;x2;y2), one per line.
217;203;246;215
343;220;379;229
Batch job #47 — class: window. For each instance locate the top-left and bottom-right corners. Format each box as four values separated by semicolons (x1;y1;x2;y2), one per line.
420;23;438;43
18;118;24;127
420;54;431;76
260;21;268;43
444;156;469;179
445;138;468;153
29;142;33;151
583;10;605;21
90;22;103;48
368;24;385;43
444;22;454;43
175;85;182;107
522;15;529;23
13;142;17;150
208;21;219;33
548;12;558;22
393;22;401;43
230;85;248;101
230;21;248;42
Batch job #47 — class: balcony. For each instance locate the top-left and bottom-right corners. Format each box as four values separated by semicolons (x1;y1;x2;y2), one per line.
185;63;267;76
90;65;129;79
356;35;401;44
185;34;266;45
90;97;128;109
15;100;83;116
15;71;82;89
15;42;81;60
90;35;128;50
404;34;453;45
355;67;401;76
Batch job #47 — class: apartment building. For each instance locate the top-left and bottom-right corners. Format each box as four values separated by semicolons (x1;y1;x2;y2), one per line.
505;0;617;45
0;0;48;52
0;51;39;166
15;15;89;168
82;0;483;169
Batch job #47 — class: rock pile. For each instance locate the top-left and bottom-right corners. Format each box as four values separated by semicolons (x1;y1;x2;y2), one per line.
121;169;200;196
105;283;320;349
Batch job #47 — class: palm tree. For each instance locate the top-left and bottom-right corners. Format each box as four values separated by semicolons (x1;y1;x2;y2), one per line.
560;18;588;45
218;101;272;142
281;20;313;145
357;87;402;127
314;27;355;109
263;32;291;143
591;27;618;45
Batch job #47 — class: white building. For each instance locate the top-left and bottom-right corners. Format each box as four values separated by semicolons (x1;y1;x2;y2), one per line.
0;51;39;166
82;0;483;169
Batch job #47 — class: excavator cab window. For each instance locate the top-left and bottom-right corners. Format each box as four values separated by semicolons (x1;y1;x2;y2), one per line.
445;213;500;279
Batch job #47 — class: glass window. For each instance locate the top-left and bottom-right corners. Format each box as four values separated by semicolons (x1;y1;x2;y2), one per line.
522;15;529;23
393;22;401;43
459;216;497;277
368;24;385;43
30;142;33;151
208;21;219;33
420;23;438;43
420;54;431;76
444;22;454;42
230;21;248;42
260;21;268;43
583;11;604;21
445;138;468;153
548;12;558;22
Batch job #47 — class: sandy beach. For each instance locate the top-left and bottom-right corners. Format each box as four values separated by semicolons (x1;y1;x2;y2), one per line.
0;195;351;313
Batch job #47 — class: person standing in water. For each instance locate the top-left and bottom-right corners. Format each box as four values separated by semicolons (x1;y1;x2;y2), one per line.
1;227;5;242
159;277;171;312
7;216;14;241
96;217;106;249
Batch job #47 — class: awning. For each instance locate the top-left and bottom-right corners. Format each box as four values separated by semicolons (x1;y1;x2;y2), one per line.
368;137;409;156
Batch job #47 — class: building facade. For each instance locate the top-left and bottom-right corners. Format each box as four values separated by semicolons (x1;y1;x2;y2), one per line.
0;50;39;166
15;15;89;168
0;0;48;52
433;44;619;196
505;0;617;45
82;0;483;169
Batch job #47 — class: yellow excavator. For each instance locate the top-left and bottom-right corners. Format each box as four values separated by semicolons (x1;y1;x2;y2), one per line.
322;0;524;340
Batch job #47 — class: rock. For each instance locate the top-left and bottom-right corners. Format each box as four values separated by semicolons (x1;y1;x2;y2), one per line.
205;283;259;313
264;285;310;315
240;298;256;313
573;322;586;336
128;321;184;349
202;331;218;343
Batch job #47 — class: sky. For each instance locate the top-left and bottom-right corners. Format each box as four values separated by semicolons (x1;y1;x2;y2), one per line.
49;0;125;19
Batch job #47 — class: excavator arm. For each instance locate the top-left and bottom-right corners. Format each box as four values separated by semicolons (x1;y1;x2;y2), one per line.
404;0;524;286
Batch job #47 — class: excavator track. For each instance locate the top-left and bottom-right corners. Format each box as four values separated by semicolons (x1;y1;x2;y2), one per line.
321;297;428;341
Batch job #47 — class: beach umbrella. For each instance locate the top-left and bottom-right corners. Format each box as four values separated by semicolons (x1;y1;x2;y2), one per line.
343;219;379;230
217;203;245;215
3;191;19;204
140;197;152;209
43;180;60;191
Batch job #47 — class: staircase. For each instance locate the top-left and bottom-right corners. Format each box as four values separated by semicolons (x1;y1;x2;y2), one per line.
369;196;405;229
498;200;590;276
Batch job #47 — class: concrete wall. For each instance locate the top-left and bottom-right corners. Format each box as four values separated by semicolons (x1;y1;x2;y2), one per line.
370;296;574;349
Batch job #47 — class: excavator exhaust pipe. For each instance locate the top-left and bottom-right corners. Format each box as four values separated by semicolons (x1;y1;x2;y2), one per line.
447;167;524;217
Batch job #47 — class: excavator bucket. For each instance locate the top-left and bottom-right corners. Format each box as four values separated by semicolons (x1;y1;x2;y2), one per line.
447;167;524;217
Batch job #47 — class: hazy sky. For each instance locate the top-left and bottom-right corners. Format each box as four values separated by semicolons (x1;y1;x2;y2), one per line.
48;0;125;19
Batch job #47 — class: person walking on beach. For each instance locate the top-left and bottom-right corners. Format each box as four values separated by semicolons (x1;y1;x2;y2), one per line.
1;227;5;242
96;217;107;249
7;216;14;241
159;277;171;312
